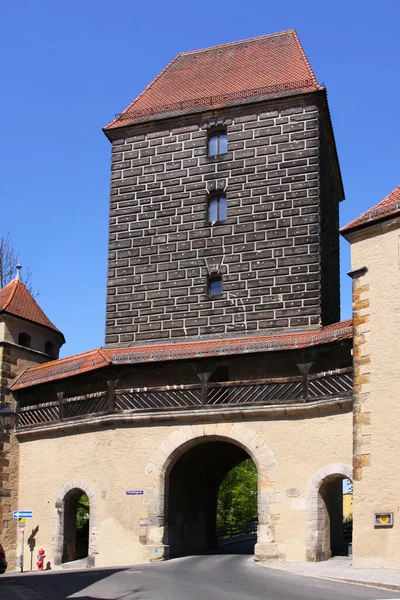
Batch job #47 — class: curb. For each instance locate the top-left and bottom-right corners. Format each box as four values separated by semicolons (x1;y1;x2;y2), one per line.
261;563;400;593
310;574;400;593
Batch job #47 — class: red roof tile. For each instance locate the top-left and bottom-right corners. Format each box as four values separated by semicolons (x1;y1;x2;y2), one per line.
341;185;400;234
104;30;322;130
10;320;352;390
0;279;64;339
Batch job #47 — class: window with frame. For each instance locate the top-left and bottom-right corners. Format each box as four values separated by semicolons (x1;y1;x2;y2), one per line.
208;130;227;156
208;194;227;223
207;275;223;298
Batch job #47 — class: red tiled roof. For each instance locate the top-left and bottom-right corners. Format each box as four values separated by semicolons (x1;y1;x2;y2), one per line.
341;185;400;235
0;279;64;339
10;320;352;390
104;30;322;131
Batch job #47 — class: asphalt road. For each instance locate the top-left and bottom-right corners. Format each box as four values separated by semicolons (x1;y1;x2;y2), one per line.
2;552;400;600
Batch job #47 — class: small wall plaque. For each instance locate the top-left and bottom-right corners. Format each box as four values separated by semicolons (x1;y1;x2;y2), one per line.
374;513;393;528
285;488;301;498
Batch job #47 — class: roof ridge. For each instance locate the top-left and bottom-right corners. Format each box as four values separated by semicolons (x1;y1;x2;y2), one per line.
2;279;18;311
179;30;297;57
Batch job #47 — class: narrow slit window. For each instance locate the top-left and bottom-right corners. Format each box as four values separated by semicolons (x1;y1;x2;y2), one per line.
208;194;227;223
208;276;223;298
208;131;227;156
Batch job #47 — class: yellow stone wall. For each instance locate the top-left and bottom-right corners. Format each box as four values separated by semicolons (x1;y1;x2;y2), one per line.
16;409;352;569
349;221;400;567
343;493;353;519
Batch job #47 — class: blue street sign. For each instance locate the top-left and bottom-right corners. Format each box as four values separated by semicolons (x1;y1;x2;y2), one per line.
126;490;144;495
13;511;32;519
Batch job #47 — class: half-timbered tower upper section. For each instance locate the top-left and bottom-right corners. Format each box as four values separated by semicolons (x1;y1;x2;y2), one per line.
103;30;344;346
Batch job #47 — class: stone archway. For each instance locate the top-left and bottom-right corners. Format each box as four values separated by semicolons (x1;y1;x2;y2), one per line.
142;423;279;562
305;463;352;561
53;480;99;567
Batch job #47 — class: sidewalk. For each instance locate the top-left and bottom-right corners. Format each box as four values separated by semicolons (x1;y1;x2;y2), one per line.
262;556;400;592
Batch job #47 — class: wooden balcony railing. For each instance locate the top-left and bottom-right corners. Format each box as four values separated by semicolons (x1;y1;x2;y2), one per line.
16;368;353;429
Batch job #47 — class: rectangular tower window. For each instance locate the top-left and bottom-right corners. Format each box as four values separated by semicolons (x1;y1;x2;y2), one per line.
208;276;223;298
208;131;227;156
208;195;227;223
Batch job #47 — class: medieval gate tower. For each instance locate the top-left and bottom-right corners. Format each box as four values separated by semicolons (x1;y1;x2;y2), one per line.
6;31;355;569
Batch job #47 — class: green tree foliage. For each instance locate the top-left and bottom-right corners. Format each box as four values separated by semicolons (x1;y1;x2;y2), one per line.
217;458;257;527
76;493;90;532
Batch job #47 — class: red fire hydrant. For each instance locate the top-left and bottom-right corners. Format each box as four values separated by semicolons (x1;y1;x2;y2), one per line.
36;548;45;571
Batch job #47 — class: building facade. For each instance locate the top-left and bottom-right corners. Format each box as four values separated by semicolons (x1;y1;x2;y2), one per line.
2;31;362;570
342;185;400;568
0;277;64;568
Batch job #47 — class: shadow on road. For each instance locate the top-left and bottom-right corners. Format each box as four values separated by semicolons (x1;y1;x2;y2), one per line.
0;538;256;599
0;567;126;600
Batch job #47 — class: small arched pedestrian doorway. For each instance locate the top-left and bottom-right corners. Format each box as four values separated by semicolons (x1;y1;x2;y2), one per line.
62;488;90;563
306;464;353;561
166;440;257;557
53;480;98;567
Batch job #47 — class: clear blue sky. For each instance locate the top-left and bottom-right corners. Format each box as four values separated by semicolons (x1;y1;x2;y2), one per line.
1;0;399;358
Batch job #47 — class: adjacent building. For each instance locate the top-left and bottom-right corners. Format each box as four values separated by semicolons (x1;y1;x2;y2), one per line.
341;185;400;568
0;276;64;567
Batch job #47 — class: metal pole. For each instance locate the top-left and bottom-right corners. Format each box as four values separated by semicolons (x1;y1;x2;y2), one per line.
20;528;24;573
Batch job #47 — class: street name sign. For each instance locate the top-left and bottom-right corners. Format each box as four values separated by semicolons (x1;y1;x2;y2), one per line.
126;490;144;495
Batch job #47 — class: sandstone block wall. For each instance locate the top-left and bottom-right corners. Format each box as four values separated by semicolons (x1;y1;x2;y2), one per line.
350;222;400;567
105;98;341;345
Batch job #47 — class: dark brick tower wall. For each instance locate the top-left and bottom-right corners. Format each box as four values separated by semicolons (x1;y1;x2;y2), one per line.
105;95;342;345
319;123;341;325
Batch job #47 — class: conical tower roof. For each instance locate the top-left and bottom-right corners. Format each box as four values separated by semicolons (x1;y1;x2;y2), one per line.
0;278;64;341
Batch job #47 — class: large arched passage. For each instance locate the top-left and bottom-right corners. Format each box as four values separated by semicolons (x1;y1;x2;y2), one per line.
143;424;278;561
305;463;352;561
167;440;252;556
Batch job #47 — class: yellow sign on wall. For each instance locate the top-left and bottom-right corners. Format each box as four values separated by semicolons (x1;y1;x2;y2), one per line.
374;513;393;528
